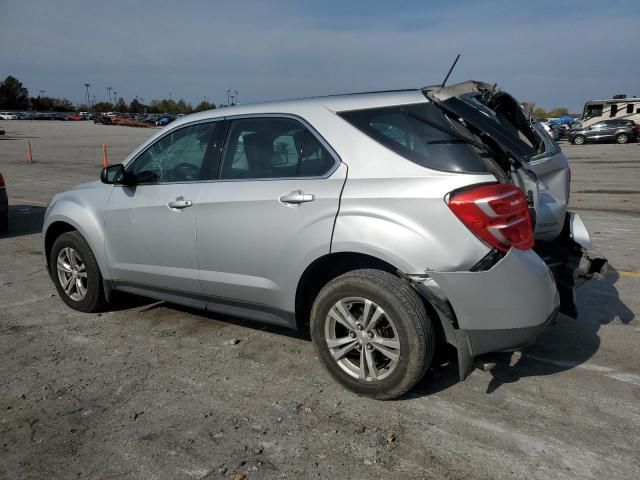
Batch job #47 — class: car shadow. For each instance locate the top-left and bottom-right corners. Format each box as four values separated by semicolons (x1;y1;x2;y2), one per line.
411;267;635;397
0;205;46;239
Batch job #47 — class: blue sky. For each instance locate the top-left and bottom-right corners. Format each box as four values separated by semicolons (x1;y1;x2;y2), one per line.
1;0;638;111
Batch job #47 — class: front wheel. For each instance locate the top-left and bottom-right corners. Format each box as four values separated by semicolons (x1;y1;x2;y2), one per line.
572;135;586;145
50;231;105;312
616;133;629;144
310;269;435;400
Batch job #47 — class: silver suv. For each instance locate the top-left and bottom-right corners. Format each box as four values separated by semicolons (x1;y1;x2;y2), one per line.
43;82;605;399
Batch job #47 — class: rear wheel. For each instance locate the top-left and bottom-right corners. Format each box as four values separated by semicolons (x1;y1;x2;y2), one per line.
572;135;585;145
310;269;434;400
616;133;629;144
50;231;105;312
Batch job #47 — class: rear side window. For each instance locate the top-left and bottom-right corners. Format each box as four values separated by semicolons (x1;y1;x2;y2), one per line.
627;104;634;114
610;104;618;117
339;103;490;173
219;117;335;179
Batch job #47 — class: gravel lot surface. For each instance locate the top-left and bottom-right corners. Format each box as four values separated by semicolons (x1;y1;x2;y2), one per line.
1;120;639;479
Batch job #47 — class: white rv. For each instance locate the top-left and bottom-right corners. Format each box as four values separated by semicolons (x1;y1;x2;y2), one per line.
581;95;640;127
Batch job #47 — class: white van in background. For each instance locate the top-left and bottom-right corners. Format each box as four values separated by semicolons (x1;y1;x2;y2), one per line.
581;95;640;127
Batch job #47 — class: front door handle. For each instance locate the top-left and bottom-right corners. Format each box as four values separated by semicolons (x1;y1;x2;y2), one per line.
279;190;315;205
167;197;193;210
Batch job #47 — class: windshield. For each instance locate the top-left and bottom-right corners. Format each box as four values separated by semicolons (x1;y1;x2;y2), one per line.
338;103;492;174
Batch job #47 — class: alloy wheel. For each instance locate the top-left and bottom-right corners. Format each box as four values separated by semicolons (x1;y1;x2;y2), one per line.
324;297;401;382
617;134;628;144
56;247;88;301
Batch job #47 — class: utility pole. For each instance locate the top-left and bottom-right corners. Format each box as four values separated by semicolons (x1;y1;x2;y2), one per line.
106;86;112;104
84;83;91;110
226;89;230;106
235;90;239;105
113;91;117;109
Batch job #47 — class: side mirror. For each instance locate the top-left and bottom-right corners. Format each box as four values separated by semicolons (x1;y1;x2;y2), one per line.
100;164;126;184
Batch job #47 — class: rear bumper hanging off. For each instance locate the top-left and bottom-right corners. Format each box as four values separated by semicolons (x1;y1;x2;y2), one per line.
534;212;608;318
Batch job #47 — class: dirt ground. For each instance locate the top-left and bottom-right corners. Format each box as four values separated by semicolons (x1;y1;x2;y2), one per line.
1;120;639;479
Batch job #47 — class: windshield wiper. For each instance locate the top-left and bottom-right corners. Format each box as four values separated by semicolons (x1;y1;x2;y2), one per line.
401;109;486;150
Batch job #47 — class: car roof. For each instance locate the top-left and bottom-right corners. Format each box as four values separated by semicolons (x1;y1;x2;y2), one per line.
171;89;428;126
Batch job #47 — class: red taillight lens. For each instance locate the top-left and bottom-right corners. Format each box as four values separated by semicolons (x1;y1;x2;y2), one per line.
448;184;534;253
0;173;5;188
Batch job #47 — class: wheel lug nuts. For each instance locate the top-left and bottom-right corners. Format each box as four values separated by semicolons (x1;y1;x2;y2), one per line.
367;331;374;338
349;331;356;338
356;324;364;331
366;344;373;351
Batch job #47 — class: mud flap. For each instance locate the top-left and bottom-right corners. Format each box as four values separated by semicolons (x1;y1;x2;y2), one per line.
534;212;608;318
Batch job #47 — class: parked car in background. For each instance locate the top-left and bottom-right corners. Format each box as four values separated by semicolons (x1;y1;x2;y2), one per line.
0;172;8;232
68;113;83;121
79;112;91;119
539;121;560;140
568;119;638;145
43;83;606;399
14;112;34;120
34;112;55;120
155;114;175;126
0;112;19;120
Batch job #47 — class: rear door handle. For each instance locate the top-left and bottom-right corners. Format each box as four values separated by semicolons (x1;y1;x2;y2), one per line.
167;197;193;210
279;190;315;205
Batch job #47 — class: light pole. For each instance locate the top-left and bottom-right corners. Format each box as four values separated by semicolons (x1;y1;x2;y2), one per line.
235;90;239;105
113;91;117;110
84;83;91;110
106;86;112;104
226;89;230;106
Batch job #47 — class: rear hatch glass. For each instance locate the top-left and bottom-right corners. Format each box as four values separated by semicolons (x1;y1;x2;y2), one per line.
338;103;492;174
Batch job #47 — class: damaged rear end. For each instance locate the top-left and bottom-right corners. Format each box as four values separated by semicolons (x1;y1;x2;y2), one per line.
425;80;608;319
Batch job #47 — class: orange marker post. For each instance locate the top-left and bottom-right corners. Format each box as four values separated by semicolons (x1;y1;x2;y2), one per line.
102;144;109;168
27;140;33;163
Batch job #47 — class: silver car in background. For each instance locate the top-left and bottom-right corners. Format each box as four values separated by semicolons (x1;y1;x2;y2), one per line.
42;83;605;399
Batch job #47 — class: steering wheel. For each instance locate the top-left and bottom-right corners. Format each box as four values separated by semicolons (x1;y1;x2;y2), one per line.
170;162;201;181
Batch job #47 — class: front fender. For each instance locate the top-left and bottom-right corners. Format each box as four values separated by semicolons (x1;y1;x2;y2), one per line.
43;188;111;279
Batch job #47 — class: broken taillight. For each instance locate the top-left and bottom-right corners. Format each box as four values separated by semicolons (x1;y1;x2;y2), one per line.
447;183;534;253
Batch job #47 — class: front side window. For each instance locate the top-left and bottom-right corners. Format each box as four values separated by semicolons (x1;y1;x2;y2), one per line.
130;122;218;183
627;104;634;114
219;117;334;179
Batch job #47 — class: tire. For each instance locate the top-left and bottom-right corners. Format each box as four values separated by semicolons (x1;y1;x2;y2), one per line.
310;269;435;400
616;133;629;144
572;135;585;145
50;231;105;312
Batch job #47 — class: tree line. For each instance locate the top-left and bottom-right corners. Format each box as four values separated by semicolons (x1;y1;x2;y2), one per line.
521;102;574;119
0;75;219;114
